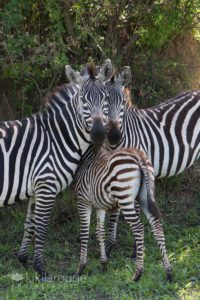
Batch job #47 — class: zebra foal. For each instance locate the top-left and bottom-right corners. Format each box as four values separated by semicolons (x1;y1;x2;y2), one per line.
0;61;113;280
73;147;172;282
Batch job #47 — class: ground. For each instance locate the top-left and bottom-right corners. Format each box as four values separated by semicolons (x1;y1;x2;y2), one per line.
0;167;200;300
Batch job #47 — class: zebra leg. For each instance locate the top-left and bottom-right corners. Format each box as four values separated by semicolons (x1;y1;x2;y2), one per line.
120;203;144;282
32;186;57;281
76;200;92;277
96;209;108;271
131;200;141;261
139;185;172;282
105;207;120;258
148;216;172;282
18;197;35;267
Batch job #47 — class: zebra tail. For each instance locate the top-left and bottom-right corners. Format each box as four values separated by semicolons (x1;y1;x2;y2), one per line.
137;158;161;220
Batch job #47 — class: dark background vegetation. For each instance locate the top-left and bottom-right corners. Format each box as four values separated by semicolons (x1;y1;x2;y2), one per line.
1;0;200;118
0;1;200;299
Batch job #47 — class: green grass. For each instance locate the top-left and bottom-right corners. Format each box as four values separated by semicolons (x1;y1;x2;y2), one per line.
0;167;200;300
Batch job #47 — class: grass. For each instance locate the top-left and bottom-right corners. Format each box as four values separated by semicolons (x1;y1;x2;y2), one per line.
0;167;200;300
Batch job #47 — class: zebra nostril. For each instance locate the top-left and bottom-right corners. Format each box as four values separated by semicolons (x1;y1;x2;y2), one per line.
107;122;122;145
107;128;122;145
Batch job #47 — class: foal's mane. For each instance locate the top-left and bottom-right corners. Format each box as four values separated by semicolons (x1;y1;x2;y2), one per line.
87;64;96;80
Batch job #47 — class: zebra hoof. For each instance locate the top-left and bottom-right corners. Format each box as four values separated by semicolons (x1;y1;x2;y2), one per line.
75;264;86;277
132;269;143;282
105;241;116;258
166;271;172;283
17;254;29;268
101;260;108;272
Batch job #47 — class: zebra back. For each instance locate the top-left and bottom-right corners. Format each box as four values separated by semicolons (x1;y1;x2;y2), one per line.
73;147;160;219
105;78;200;178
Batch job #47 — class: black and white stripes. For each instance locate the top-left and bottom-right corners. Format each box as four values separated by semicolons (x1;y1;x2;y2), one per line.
106;86;200;178
72;147;172;281
0;61;114;280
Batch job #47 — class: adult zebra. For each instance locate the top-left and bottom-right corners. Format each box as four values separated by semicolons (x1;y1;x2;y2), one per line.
72;147;172;282
104;71;200;257
106;75;200;177
0;61;113;280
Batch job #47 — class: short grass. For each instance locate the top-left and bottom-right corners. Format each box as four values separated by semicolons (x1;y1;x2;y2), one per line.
0;167;200;300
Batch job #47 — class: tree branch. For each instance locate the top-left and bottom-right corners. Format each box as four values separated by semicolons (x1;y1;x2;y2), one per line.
61;1;75;37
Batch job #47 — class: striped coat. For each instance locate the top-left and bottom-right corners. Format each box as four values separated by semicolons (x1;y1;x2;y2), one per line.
0;61;114;280
72;147;172;282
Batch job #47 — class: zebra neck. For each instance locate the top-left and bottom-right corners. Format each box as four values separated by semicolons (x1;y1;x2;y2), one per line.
41;108;90;157
122;107;143;149
42;85;91;156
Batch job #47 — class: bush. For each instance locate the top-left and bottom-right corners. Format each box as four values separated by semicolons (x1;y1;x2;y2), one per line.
0;0;200;118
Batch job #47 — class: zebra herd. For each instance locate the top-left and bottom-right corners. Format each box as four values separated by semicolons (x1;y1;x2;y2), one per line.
0;59;199;282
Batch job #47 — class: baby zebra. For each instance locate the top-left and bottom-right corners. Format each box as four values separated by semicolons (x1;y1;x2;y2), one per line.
72;147;172;282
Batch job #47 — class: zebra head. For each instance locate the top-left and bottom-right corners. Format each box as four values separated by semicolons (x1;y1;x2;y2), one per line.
105;66;132;146
65;60;113;146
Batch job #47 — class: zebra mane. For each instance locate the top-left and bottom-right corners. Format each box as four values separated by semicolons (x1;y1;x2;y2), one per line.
124;87;135;108
87;64;95;80
42;83;75;110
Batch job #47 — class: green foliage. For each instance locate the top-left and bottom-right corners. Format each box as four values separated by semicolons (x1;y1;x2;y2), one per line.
0;2;200;298
1;0;200;117
0;197;200;299
137;0;200;49
1;0;68;116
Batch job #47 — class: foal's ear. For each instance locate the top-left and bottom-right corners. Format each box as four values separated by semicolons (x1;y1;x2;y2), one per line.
97;59;113;81
65;65;82;84
117;66;132;86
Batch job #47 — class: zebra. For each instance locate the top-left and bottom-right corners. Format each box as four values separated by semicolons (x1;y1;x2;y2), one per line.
72;147;172;282
0;60;113;280
104;72;200;258
106;78;200;177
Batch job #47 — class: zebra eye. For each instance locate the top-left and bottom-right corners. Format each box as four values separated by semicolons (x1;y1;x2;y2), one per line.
80;96;87;105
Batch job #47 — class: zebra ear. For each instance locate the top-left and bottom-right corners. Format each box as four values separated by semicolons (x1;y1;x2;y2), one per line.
97;59;113;81
95;65;101;76
65;65;82;84
80;65;88;77
117;66;132;86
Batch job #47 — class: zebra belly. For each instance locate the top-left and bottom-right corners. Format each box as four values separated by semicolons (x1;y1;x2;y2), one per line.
0;193;27;206
0;155;34;206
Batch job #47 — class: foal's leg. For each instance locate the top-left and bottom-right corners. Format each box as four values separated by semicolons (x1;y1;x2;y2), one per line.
120;202;144;282
139;184;172;281
145;213;172;282
76;200;92;276
105;207;120;258
131;200;141;261
96;209;108;270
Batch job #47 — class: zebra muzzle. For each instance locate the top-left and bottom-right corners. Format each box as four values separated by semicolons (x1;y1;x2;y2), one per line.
90;118;107;146
107;121;122;145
